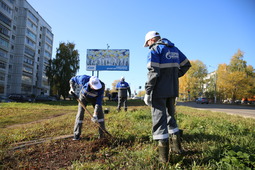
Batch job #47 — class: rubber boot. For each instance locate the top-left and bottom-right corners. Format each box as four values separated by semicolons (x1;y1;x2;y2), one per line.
169;132;183;154
116;107;121;112
98;122;106;139
158;140;169;163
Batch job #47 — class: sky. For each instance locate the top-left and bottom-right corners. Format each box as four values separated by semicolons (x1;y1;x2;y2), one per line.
28;0;255;93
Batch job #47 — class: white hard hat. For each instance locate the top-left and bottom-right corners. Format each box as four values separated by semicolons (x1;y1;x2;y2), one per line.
143;31;160;47
89;76;102;90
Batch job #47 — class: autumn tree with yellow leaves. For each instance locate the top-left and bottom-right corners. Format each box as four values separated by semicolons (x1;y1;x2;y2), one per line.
216;49;255;102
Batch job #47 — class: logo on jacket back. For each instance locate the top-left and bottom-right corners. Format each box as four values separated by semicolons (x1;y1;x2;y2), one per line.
165;51;178;60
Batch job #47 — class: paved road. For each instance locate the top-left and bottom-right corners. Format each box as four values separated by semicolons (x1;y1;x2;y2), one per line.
177;102;255;119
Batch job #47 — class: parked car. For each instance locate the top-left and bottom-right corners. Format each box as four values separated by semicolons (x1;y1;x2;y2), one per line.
0;96;15;103
132;96;141;100
8;94;32;102
110;92;118;102
234;100;241;104
196;97;209;104
35;95;57;102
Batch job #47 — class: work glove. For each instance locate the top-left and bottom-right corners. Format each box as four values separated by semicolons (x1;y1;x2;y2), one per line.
91;114;98;123
144;94;152;106
69;81;76;95
69;87;75;95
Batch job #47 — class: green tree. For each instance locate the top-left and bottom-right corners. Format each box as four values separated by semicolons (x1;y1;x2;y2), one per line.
179;60;207;100
46;42;80;99
229;49;246;72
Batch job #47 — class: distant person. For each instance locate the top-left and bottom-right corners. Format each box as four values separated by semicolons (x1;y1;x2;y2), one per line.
143;31;191;162
69;75;107;140
115;76;131;112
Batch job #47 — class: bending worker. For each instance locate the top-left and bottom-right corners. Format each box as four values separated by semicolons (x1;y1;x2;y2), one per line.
115;76;131;112
143;31;191;162
69;75;107;140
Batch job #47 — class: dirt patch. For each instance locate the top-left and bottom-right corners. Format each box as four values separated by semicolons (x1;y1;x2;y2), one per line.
2;137;118;169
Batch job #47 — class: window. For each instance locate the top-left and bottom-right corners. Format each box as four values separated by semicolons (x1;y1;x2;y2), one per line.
23;56;33;65
26;29;36;41
45;36;52;44
0;24;10;37
43;79;49;86
45;43;52;51
21;84;32;93
0;37;9;48
27;19;37;31
28;11;38;24
43;64;48;72
0;12;11;26
0;49;7;58
44;51;51;58
23;66;33;74
0;60;6;69
8;0;15;4
8;75;11;80
46;29;53;38
22;75;32;83
44;58;49;65
24;46;35;56
26;37;36;48
0;85;4;93
1;1;12;14
0;74;5;81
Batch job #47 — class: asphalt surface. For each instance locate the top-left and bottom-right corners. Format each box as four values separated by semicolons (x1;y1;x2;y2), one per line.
177;102;255;119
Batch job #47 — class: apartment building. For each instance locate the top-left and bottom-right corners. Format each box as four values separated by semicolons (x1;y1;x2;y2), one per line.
0;0;53;97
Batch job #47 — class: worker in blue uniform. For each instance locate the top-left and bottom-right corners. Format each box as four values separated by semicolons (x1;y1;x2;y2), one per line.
115;76;131;112
69;75;106;140
143;31;191;162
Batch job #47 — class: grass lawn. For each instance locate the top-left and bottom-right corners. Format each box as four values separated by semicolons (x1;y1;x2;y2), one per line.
0;100;254;169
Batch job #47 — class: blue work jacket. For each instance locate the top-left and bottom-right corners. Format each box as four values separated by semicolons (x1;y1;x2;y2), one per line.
70;75;105;105
145;38;191;98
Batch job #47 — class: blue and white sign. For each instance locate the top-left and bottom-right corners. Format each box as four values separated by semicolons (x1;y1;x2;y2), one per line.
86;49;130;71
